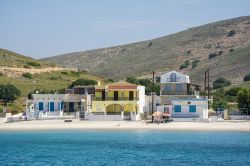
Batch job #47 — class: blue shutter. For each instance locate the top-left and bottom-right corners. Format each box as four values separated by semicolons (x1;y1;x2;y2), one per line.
38;102;43;111
50;102;54;112
175;105;181;112
189;105;196;112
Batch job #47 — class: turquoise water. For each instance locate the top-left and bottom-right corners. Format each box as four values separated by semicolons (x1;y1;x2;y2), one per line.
0;131;250;166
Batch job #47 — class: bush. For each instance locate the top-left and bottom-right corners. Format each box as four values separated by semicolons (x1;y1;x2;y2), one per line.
61;71;68;75
187;50;192;55
237;88;250;114
126;77;139;84
0;84;21;105
49;76;62;80
243;74;250;82
213;77;231;89
191;60;200;69
208;52;218;59
0;105;3;113
226;87;243;96
227;30;236;37
22;72;33;79
26;61;41;67
218;50;223;55
148;42;153;47
70;71;80;76
179;60;190;69
23;65;31;69
8;103;23;114
212;88;228;111
68;78;97;88
229;48;234;52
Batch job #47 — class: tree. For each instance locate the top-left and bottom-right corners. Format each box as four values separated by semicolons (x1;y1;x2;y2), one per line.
237;88;250;114
127;77;160;95
68;78;97;88
213;77;231;89
22;72;33;79
212;88;228;111
126;77;139;84
243;74;250;82
226;87;243;96
0;84;21;106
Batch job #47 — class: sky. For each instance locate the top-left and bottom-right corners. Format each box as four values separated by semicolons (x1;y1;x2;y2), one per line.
0;0;250;59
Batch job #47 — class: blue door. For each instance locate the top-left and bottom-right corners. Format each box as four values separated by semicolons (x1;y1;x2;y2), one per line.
175;105;181;112
50;102;54;112
189;105;196;112
38;102;43;111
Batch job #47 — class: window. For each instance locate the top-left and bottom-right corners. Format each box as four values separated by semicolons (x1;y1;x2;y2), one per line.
174;105;181;112
129;91;134;100
49;102;54;112
38;102;43;111
170;73;177;82
176;84;182;91
114;91;118;101
189;105;196;112
164;85;171;91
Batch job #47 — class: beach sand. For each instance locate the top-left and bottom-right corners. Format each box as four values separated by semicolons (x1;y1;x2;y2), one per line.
0;118;250;131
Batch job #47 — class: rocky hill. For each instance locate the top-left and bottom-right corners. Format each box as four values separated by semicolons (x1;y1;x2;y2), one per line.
44;16;250;85
0;49;103;97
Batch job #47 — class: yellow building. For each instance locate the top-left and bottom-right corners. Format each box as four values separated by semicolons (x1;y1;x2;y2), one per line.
92;81;145;120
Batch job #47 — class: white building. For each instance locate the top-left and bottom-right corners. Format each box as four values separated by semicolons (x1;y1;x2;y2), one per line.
157;70;208;120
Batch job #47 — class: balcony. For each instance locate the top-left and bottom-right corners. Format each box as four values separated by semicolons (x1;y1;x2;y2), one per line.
94;97;139;101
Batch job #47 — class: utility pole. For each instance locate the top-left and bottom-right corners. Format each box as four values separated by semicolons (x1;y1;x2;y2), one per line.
204;70;207;99
151;71;155;122
207;69;210;99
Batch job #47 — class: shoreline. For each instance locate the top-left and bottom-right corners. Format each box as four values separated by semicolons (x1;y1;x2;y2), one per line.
1;119;250;132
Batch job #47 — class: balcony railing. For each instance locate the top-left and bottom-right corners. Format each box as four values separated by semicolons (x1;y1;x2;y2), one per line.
94;97;139;101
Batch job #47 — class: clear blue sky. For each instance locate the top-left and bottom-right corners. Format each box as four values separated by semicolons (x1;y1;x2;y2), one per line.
0;0;250;59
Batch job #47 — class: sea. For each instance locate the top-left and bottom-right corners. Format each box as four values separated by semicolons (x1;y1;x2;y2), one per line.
0;130;250;166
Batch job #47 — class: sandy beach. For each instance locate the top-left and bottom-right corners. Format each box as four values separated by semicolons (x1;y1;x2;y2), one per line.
0;118;250;131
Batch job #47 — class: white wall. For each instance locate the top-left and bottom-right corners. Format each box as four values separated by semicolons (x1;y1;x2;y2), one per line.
138;86;145;114
171;99;208;119
160;70;190;83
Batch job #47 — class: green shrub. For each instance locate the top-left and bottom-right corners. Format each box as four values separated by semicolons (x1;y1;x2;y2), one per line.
213;77;231;89
179;60;190;69
26;61;41;67
208;52;218;59
22;72;33;79
191;60;200;69
226;87;243;96
68;78;97;88
49;76;62;80
243;74;250;82
70;71;80;76
0;105;3;113
61;71;68;75
237;88;250;114
227;30;236;37
23;65;31;69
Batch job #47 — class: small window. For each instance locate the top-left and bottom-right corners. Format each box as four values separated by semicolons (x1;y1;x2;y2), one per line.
170;73;177;82
38;102;43;111
174;105;181;112
176;84;182;91
189;105;196;112
165;85;171;91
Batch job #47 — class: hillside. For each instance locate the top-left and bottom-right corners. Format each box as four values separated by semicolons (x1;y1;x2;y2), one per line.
43;16;250;86
0;49;103;97
0;48;56;68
